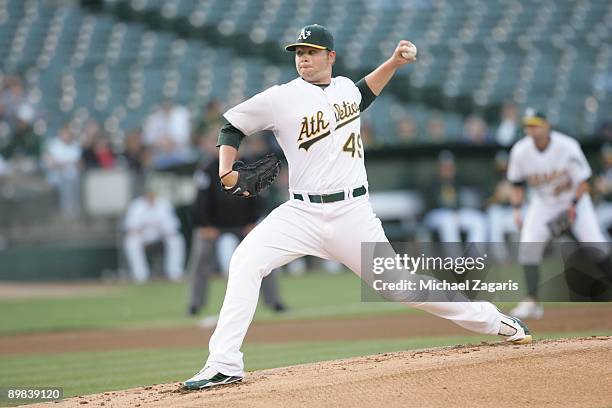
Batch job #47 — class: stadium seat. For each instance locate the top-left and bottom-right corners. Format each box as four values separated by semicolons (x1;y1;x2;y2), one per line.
2;0;609;146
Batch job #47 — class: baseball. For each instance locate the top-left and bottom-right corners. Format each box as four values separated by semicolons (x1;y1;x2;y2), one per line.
401;43;417;60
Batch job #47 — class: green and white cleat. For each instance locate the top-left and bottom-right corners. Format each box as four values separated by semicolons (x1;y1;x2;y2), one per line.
183;366;243;390
499;314;533;344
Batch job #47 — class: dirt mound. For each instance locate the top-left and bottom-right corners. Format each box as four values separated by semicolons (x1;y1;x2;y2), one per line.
33;336;612;408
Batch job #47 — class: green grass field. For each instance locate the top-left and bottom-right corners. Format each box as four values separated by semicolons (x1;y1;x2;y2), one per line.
0;267;593;336
0;272;413;335
1;270;610;404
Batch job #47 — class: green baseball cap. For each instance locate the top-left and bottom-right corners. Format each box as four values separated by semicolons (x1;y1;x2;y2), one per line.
522;107;548;127
285;24;334;52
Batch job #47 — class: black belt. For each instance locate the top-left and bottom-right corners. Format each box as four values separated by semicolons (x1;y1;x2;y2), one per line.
292;185;367;203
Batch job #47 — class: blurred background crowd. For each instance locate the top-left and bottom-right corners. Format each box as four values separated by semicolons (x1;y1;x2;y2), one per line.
0;0;610;285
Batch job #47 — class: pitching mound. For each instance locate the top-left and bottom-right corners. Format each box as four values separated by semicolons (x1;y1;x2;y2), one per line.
33;337;611;408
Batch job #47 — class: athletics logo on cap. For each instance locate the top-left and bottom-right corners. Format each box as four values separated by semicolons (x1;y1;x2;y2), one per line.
297;28;311;41
285;24;334;52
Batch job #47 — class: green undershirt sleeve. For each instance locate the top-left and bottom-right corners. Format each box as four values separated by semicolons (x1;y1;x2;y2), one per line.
355;78;377;112
216;122;246;149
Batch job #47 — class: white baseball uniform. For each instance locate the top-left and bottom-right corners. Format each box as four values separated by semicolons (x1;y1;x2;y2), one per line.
507;130;607;264
123;196;185;283
205;77;504;377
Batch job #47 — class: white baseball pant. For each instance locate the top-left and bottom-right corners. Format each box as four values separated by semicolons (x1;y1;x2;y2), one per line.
487;204;519;262
124;231;185;283
519;194;608;265
596;201;612;242
205;193;503;377
424;208;488;242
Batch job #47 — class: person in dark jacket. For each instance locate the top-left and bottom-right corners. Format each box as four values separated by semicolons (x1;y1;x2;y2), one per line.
187;140;286;318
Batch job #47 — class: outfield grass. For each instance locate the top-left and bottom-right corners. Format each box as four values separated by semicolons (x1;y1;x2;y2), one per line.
1;330;609;403
0;272;412;335
0;268;604;335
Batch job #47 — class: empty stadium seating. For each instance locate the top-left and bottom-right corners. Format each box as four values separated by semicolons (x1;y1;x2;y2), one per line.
1;0;610;144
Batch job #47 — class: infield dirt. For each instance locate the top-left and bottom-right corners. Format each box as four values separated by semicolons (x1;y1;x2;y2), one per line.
29;336;612;408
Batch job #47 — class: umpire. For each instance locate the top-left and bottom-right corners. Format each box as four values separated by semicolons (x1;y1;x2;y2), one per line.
187;142;286;316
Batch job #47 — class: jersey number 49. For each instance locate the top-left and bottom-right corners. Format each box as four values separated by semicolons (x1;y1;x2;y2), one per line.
343;132;363;158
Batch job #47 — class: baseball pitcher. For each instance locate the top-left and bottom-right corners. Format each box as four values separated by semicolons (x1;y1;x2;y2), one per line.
183;24;532;390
